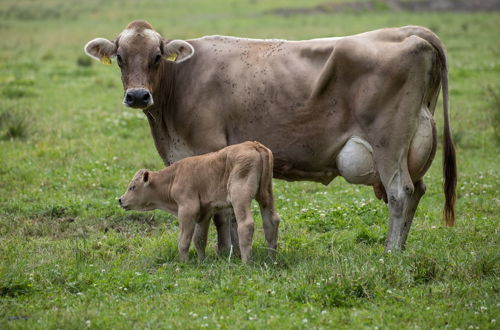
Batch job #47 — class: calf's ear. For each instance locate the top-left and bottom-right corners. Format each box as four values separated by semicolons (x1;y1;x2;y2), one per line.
162;40;194;63
84;38;117;65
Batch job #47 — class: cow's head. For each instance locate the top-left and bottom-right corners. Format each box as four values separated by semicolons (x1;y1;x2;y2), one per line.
84;20;194;109
118;169;157;211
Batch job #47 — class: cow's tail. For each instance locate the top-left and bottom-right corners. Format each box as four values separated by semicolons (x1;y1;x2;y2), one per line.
441;57;457;227
254;142;274;207
409;26;457;226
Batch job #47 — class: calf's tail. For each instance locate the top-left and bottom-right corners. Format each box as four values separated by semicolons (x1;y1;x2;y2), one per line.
254;142;274;207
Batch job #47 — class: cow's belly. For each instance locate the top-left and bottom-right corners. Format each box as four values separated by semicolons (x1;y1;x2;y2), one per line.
238;127;347;185
335;107;436;185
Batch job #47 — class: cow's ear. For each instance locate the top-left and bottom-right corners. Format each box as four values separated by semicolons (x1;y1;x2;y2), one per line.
84;38;117;65
162;40;194;63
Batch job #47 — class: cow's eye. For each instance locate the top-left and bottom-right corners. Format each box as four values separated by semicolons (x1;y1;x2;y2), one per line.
117;54;123;66
154;54;162;65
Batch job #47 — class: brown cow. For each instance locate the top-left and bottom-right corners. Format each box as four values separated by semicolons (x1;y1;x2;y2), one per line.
86;20;456;252
118;141;281;263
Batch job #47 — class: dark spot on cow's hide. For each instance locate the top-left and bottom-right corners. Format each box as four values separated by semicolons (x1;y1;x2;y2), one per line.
378;135;388;148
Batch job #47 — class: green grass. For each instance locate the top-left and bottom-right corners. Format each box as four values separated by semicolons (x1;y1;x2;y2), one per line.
0;0;499;328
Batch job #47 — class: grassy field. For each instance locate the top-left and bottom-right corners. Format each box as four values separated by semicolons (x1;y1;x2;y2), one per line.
0;0;499;328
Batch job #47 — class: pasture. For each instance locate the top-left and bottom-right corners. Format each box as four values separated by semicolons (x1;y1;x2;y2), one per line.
0;0;499;328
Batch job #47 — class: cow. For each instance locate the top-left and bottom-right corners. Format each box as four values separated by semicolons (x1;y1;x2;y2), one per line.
118;141;280;263
85;20;456;252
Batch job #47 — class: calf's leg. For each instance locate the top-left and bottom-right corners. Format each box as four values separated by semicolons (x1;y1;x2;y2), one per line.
228;211;241;256
230;196;255;263
193;217;210;262
258;197;281;260
177;206;199;262
213;209;240;256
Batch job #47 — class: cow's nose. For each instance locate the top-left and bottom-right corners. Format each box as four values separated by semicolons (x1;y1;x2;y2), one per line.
124;88;153;108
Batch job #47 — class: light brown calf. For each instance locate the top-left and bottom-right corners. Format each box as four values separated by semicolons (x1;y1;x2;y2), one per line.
119;141;281;263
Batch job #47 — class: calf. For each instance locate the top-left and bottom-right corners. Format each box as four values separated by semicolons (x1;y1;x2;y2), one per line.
118;141;281;263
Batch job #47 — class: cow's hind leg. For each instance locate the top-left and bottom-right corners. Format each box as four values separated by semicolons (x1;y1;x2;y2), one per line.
365;36;435;250
383;166;416;251
400;180;426;247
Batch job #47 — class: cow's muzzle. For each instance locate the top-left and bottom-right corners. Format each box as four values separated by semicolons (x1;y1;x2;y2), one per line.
123;88;153;109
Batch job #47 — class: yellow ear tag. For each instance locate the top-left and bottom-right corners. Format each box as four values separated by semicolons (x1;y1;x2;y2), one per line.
101;55;112;65
166;53;178;62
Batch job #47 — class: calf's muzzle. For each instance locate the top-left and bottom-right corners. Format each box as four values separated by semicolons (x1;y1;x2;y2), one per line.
124;88;153;109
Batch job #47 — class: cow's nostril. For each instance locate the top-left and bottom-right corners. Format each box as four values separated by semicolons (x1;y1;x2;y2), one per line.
125;93;133;103
118;198;122;205
142;93;150;101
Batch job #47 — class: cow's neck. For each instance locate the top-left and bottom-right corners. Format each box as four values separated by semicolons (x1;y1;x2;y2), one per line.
153;60;176;111
143;61;178;165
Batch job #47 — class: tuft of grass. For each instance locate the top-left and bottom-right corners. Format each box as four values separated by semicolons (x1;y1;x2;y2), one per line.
487;86;500;145
0;282;33;297
0;108;30;140
1;86;36;99
355;226;384;245
411;253;440;284
76;55;92;67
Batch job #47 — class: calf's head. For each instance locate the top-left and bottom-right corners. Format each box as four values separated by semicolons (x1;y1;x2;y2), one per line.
119;169;157;211
84;20;194;109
